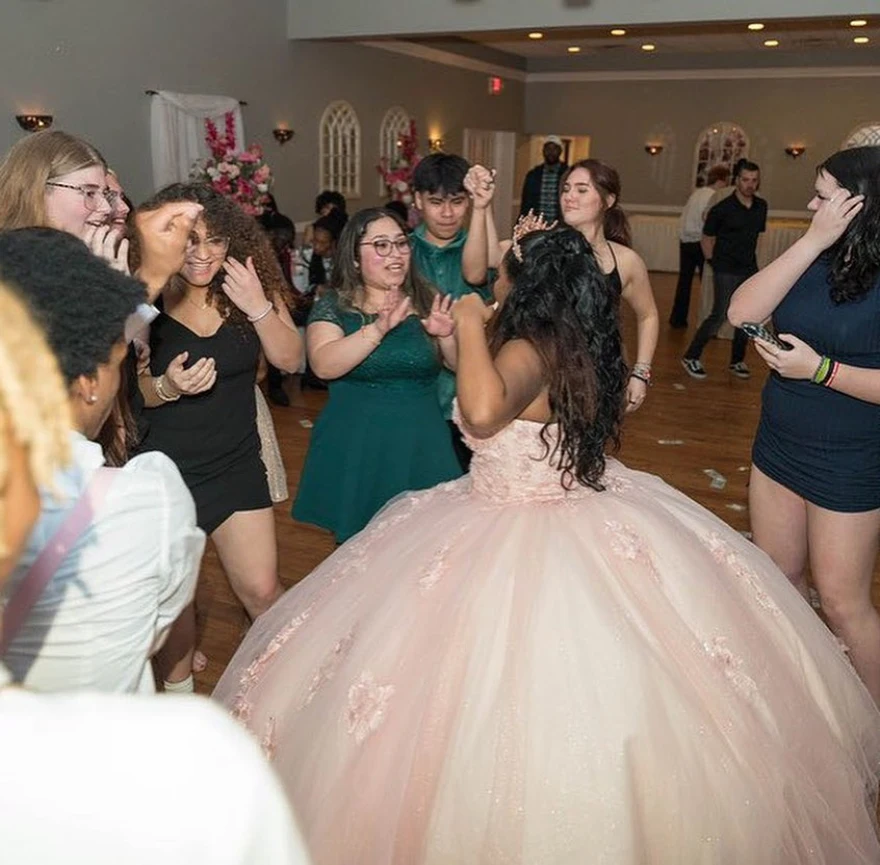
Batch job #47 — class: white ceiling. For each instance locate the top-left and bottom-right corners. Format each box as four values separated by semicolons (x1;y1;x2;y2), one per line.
463;18;878;58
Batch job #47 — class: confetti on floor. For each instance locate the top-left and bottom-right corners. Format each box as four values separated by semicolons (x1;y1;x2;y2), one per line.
299;419;313;428
657;439;685;445
702;468;728;490
672;383;686;391
726;503;747;512
738;530;753;540
737;466;750;472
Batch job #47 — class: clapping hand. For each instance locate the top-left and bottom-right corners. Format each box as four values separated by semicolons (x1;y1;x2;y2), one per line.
375;289;412;336
421;294;455;338
83;224;130;275
222;256;270;319
464;165;496;211
753;333;820;380
164;351;217;396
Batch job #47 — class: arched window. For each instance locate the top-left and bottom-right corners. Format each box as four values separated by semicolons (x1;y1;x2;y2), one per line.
320;101;361;198
378;106;411;192
692;122;749;187
843;123;880;149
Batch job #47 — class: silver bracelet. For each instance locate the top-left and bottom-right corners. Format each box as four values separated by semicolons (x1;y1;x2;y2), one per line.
247;301;274;323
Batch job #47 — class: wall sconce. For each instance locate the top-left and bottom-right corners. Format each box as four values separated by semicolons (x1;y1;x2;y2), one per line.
272;127;294;145
784;145;806;159
428;138;445;153
16;114;53;133
644;143;664;156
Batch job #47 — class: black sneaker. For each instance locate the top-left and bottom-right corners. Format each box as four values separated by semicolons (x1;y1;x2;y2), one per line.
681;358;707;379
729;362;751;380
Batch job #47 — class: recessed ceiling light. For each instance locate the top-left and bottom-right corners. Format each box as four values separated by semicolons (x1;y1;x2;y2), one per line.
528;32;544;40
850;19;868;27
763;39;779;47
747;22;765;31
567;46;581;53
611;28;626;36
641;43;656;51
854;36;870;43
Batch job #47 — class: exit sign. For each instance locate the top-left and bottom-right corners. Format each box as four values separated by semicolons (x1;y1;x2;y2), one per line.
488;76;504;95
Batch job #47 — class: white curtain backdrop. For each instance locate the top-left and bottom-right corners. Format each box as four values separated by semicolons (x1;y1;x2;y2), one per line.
150;91;245;190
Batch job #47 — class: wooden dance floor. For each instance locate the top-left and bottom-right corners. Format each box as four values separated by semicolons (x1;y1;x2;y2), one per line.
192;272;880;693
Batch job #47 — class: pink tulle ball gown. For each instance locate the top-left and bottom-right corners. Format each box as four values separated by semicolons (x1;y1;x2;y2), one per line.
214;413;880;864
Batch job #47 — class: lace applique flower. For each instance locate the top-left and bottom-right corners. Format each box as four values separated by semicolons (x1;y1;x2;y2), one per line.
605;521;660;581
703;636;758;701
261;717;277;761
701;532;780;615
300;632;356;710
347;672;395;744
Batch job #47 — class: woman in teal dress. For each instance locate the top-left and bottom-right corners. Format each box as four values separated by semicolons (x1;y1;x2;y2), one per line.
292;208;462;542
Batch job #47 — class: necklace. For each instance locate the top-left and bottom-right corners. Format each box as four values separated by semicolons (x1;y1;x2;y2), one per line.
184;292;210;312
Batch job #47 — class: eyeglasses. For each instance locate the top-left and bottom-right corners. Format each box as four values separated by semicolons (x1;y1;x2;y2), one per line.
360;237;411;257
46;182;118;212
186;233;230;257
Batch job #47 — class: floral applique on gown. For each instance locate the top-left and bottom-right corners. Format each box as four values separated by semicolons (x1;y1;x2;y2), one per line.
214;408;880;865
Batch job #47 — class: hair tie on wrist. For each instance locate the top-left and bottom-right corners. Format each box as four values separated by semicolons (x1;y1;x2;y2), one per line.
247;301;274;323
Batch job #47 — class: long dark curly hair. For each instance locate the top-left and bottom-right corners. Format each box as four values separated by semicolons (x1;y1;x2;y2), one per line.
332;207;436;317
131;182;292;324
816;146;880;304
489;226;627;491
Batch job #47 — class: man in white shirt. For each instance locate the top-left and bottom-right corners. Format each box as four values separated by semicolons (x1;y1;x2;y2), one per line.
668;164;730;328
0;227;204;693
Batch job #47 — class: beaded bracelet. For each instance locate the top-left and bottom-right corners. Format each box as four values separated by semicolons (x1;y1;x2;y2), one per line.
247;301;274;323
154;374;180;402
629;373;651;386
629;362;652;386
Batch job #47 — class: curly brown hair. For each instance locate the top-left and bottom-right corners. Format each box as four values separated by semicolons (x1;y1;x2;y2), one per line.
132;183;293;325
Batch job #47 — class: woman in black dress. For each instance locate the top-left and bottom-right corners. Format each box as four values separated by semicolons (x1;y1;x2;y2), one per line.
729;146;880;703
136;184;302;681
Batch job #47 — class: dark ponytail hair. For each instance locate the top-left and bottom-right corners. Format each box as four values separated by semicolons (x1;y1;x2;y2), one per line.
490;226;627;491
816;146;880;304
562;159;632;247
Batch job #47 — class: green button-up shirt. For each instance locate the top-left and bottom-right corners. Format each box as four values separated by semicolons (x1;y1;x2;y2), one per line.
411;224;494;419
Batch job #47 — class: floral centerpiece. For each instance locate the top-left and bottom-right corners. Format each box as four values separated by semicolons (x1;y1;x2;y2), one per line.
190;112;272;216
377;119;422;206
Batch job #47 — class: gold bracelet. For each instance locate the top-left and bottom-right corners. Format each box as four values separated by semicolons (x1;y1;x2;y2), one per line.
361;325;382;347
154;374;181;402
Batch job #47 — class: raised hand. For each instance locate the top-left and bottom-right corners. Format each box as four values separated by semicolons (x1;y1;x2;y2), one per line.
374;289;413;336
421;294;455;338
83;224;130;275
134;202;203;292
222;256;270;319
805;190;865;252
464;165;496;211
164;351;217;396
452;293;494;327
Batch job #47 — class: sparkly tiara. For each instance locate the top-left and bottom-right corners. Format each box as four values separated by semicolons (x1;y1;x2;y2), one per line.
511;210;558;262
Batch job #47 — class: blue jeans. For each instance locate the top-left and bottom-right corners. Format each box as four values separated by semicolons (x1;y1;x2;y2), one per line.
684;270;748;364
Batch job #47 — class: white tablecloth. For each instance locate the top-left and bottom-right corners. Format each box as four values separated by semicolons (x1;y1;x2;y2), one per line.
630;213;808;338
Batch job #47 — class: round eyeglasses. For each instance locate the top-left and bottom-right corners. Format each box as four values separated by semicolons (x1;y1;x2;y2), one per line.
360;237;412;257
186;233;230;257
46;182;118;212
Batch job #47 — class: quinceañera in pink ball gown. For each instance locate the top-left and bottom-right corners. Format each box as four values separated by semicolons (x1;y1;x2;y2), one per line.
214;409;880;864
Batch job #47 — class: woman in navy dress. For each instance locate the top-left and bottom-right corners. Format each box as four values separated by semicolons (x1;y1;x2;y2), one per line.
729;145;880;703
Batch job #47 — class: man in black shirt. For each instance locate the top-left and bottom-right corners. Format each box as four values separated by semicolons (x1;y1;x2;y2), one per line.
682;160;766;380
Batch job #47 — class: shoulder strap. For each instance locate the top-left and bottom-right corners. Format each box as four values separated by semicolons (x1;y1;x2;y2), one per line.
1;467;116;655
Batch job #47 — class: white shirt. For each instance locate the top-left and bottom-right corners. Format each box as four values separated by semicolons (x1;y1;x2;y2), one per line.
0;665;311;864
679;186;716;242
3;432;204;693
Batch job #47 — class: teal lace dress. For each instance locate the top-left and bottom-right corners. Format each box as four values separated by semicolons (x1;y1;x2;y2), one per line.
292;291;462;542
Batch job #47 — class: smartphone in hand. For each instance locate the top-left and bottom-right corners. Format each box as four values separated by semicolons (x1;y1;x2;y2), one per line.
740;322;793;351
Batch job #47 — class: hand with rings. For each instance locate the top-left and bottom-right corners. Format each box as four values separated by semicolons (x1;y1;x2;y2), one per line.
753;333;820;380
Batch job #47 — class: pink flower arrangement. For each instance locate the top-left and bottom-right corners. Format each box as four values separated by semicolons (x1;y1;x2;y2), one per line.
377;119;422;205
189;112;273;216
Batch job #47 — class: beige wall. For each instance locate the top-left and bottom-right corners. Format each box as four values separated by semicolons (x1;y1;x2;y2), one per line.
525;75;880;212
1;0;523;222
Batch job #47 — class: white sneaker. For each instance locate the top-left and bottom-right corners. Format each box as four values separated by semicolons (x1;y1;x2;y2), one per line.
729;362;751;379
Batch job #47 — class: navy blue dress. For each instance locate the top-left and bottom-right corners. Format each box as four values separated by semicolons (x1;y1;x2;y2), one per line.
752;257;880;512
